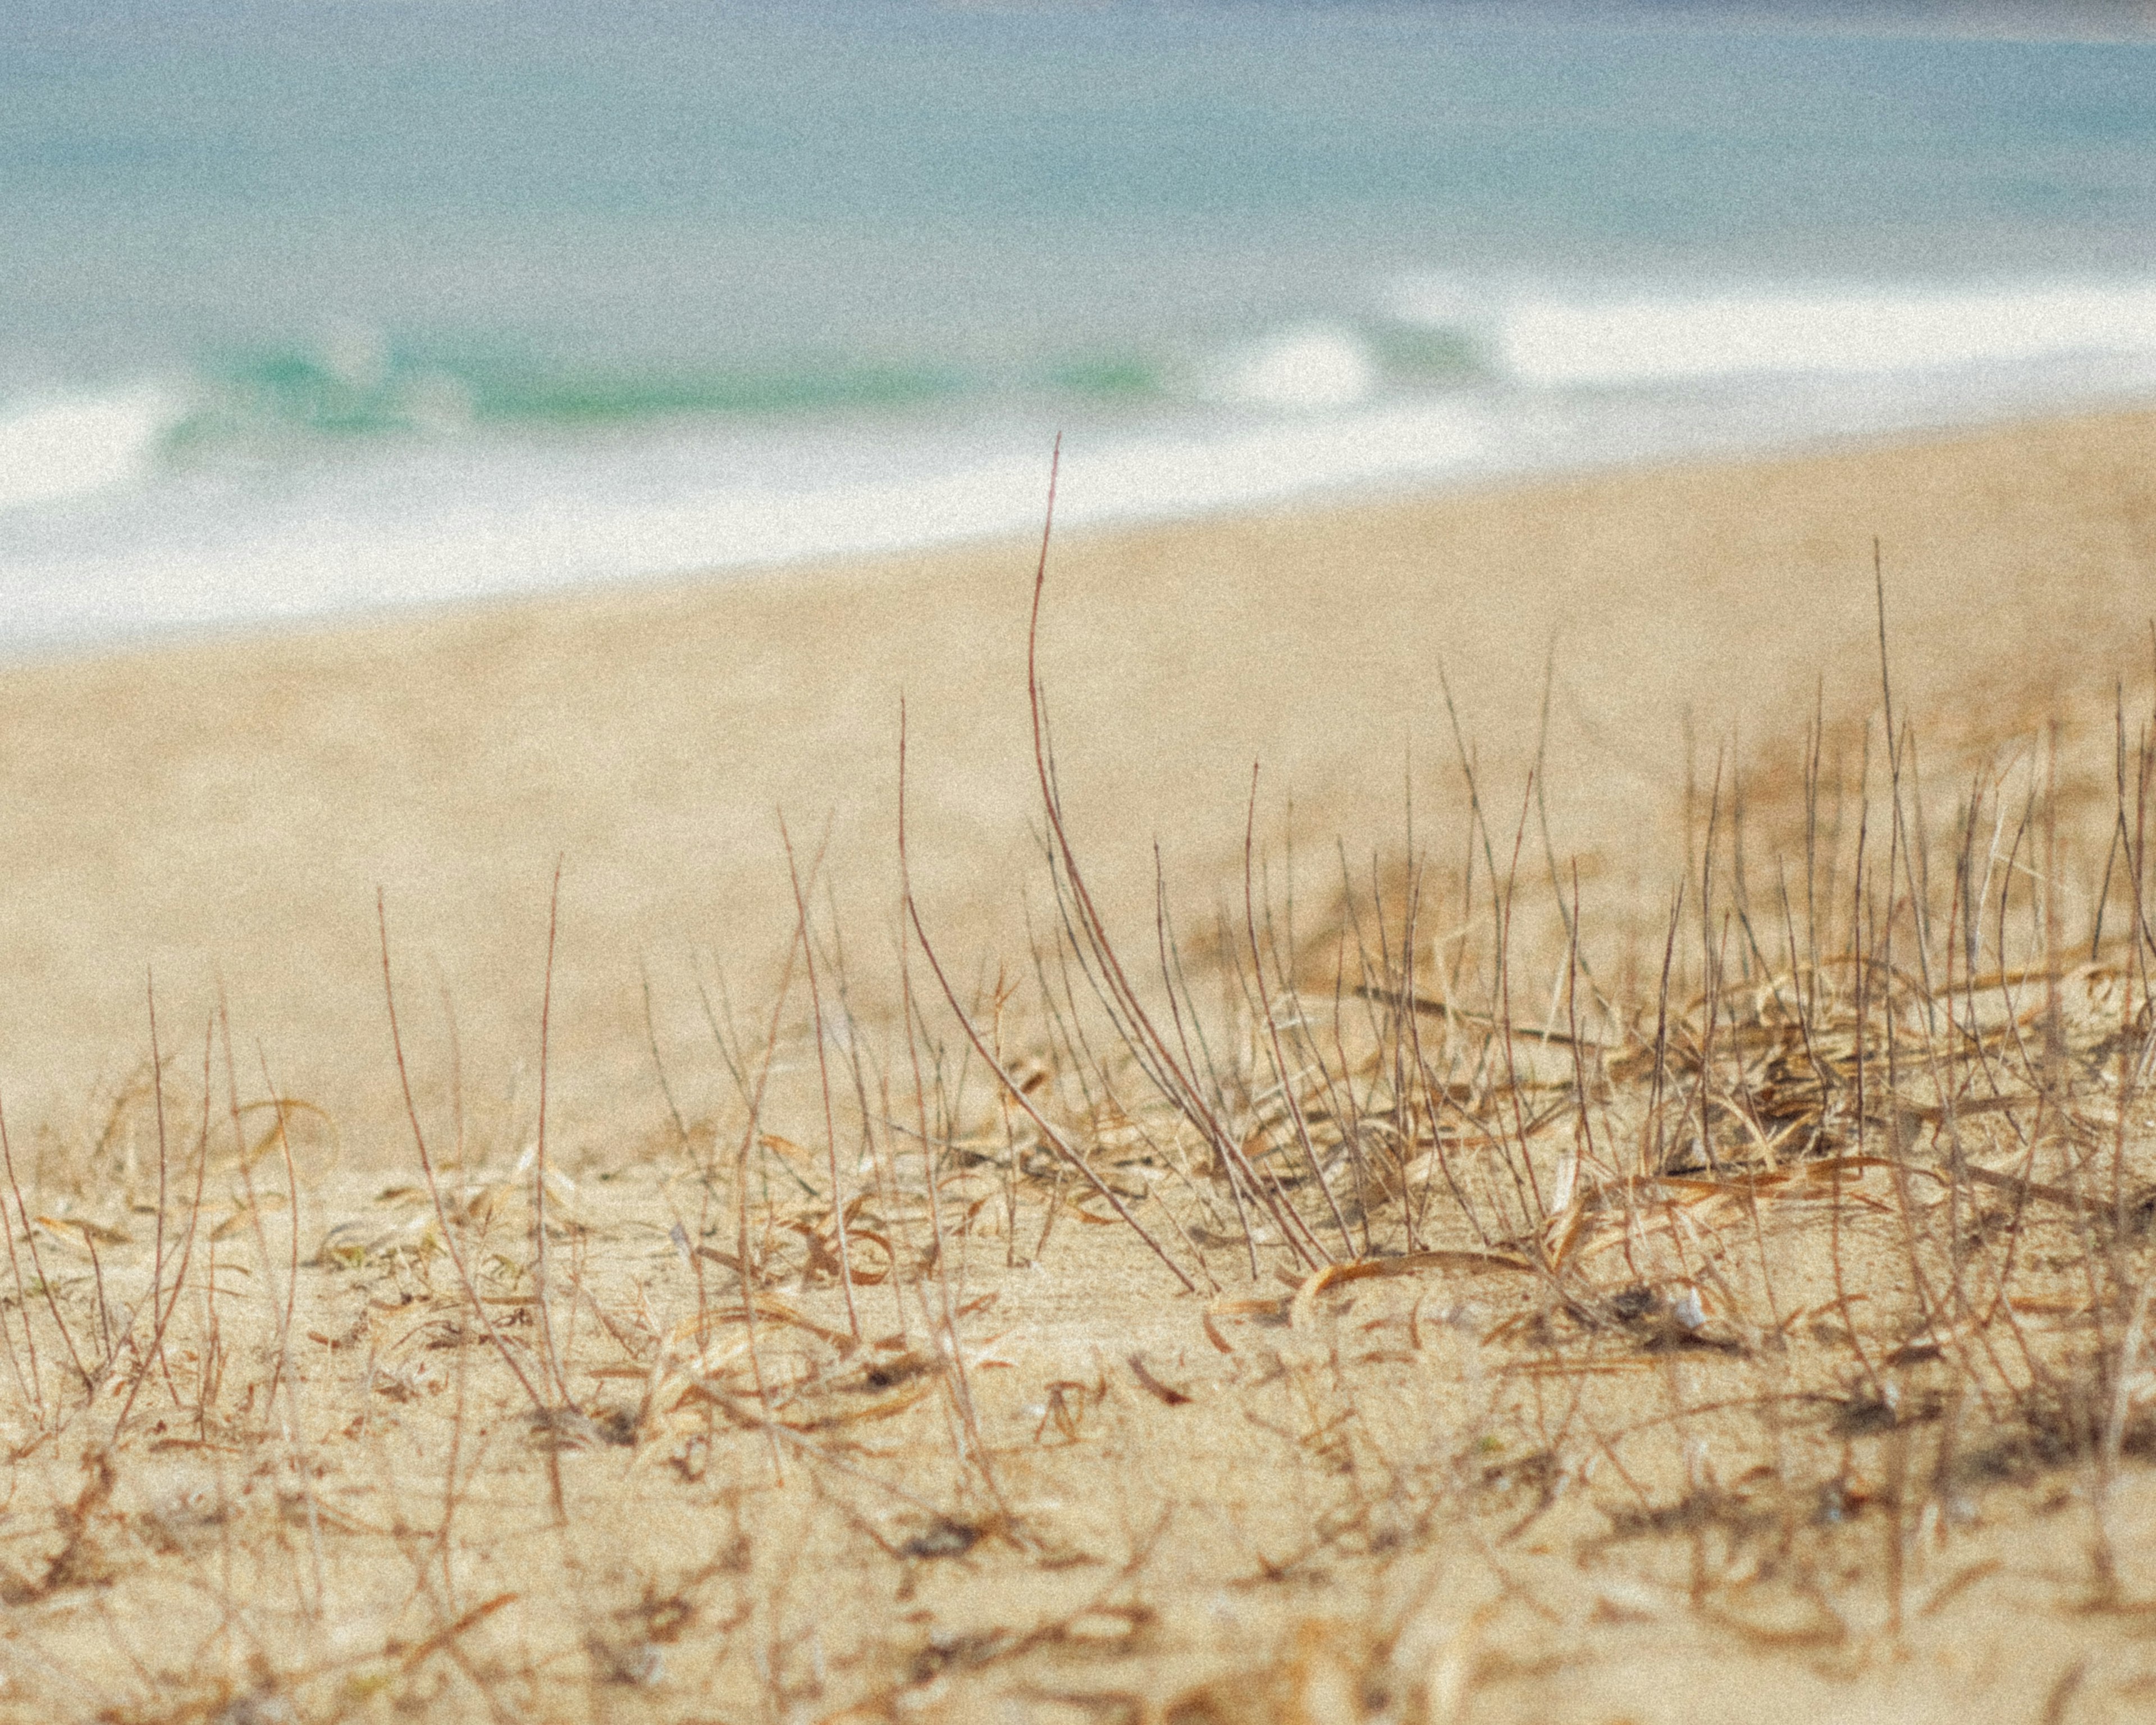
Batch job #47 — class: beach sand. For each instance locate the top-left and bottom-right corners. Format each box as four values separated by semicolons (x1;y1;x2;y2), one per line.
3;408;2156;1722
1;407;2151;1144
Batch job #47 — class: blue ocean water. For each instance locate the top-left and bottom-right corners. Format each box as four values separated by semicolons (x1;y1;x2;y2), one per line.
4;1;2156;652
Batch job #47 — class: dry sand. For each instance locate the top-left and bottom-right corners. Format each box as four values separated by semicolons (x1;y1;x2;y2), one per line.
0;407;2150;1146
1;408;2155;1724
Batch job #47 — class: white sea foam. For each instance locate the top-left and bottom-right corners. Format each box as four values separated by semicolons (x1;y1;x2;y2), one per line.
0;400;1490;649
0;387;181;511
1210;325;1380;411
1484;282;2156;389
12;275;2156;657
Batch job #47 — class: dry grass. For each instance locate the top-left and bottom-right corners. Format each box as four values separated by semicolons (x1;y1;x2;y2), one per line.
5;530;2156;1722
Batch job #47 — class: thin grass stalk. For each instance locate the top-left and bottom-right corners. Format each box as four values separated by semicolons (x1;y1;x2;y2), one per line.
376;892;551;1423
0;1090;91;1390
780;815;861;1340
1018;464;1311;1264
1244;766;1350;1261
531;861;569;1405
899;699;1196;1295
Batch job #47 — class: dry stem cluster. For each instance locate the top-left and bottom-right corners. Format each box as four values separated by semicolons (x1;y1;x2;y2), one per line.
2;554;2155;1723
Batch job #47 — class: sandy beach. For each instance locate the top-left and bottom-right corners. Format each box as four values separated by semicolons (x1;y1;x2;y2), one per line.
5;409;2156;1723
16;6;2156;1713
1;406;2151;1147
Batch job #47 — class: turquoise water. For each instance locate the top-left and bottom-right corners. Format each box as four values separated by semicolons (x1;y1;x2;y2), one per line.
4;2;2156;649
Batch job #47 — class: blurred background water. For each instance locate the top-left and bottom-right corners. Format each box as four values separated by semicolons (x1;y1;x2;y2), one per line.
4;0;2155;652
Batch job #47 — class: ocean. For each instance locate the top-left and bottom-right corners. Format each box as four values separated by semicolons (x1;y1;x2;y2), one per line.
5;0;2156;655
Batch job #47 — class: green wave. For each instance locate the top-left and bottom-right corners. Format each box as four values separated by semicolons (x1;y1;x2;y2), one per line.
154;322;1495;462
163;339;987;454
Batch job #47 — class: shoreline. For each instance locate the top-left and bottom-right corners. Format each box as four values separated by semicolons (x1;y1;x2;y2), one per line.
13;366;2156;669
1;402;2152;1140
